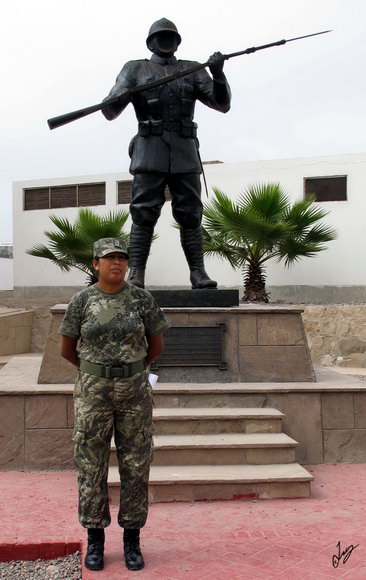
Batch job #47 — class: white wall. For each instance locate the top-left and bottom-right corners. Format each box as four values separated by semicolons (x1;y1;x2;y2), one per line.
0;258;13;290
12;152;366;290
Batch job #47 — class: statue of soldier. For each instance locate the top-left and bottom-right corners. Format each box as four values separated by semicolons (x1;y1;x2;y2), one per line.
102;17;231;289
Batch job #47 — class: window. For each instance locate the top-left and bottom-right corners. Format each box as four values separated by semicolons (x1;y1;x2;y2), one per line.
24;188;50;210
51;186;77;209
78;183;106;207
117;181;172;204
24;183;106;211
117;181;133;204
304;176;347;202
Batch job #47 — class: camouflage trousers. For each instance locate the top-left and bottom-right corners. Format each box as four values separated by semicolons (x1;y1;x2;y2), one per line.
73;368;153;529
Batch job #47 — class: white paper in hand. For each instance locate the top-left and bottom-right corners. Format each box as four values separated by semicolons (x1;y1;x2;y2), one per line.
148;373;158;388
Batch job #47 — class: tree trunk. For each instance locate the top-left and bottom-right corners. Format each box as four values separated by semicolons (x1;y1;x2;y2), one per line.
242;263;269;303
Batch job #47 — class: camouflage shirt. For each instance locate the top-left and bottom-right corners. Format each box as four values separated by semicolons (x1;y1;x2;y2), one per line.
59;282;169;365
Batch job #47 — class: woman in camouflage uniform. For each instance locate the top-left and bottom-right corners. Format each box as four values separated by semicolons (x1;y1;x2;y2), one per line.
59;237;169;572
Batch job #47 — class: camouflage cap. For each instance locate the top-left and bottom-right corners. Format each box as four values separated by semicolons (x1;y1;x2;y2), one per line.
93;238;129;259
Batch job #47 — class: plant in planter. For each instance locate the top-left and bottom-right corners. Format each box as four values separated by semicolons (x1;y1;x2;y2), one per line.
202;183;337;302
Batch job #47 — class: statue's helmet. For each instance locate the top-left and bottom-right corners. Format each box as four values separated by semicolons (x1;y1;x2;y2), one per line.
146;18;181;48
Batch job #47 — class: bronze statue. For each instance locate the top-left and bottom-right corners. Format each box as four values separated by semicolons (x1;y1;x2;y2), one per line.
47;26;330;289
101;18;231;289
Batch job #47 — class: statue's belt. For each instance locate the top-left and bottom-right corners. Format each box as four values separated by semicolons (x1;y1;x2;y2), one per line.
138;119;197;137
79;358;146;379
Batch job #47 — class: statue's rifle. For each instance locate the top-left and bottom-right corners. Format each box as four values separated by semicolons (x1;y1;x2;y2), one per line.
47;30;331;130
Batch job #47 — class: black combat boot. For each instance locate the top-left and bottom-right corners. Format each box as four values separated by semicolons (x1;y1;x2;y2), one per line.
123;528;145;571
85;528;105;571
180;227;217;289
127;224;154;289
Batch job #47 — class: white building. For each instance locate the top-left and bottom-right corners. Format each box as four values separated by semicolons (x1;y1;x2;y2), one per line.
12;152;366;303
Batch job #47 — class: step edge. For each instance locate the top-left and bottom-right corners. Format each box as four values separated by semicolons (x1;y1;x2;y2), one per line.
111;435;299;450
108;464;314;485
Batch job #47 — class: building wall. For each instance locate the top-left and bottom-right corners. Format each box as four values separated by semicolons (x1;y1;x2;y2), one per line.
0;258;13;291
12;153;366;301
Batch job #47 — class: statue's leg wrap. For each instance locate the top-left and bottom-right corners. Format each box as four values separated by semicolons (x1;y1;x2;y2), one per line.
127;224;154;289
180;227;217;289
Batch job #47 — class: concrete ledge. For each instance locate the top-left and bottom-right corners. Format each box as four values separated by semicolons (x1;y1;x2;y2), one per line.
0;357;363;394
0;310;33;355
2;358;366;467
11;284;366;304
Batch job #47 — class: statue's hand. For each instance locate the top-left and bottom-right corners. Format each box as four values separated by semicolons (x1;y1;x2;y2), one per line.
208;51;225;78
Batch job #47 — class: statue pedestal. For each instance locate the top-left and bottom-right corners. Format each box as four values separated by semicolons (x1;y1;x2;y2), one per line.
38;304;315;384
150;289;239;307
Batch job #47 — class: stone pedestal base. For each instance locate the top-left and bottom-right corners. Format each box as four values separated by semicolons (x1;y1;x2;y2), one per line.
38;304;315;384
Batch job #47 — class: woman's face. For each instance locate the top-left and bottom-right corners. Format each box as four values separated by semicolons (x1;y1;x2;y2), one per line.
92;253;128;286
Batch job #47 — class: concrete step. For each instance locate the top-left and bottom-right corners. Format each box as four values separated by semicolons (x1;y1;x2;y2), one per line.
109;433;297;466
108;463;313;503
151;383;298;408
152;407;284;434
152;384;272;409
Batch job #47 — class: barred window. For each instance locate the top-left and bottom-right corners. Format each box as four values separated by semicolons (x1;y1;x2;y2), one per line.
24;188;50;210
117;180;172;204
304;176;347;202
50;186;77;209
24;183;106;210
117;181;133;204
78;183;106;206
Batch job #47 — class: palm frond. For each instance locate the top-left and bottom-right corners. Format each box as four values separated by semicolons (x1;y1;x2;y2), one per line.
202;227;246;269
26;244;73;272
48;215;75;235
303;223;337;244
239;183;289;220
283;195;332;233
76;208;129;243
27;208;131;284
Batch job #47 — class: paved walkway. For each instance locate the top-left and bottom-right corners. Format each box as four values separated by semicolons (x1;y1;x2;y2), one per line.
1;464;366;579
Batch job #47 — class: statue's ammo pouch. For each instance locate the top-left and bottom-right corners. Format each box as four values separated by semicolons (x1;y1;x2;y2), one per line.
138;120;163;136
181;119;197;138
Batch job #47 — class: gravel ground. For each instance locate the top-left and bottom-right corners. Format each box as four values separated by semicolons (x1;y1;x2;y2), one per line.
0;552;81;580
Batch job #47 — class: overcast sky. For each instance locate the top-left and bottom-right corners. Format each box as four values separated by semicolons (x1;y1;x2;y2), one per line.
1;0;365;242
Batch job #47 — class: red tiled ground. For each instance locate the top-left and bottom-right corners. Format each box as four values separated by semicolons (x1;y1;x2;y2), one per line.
0;465;366;579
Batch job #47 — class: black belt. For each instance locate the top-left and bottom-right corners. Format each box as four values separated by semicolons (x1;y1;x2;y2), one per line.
79;358;146;379
138;119;197;137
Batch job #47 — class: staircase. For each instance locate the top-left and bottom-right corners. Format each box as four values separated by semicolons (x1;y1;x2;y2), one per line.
108;385;313;503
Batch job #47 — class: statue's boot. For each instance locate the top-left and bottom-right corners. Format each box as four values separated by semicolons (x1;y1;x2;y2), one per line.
180;227;217;289
127;224;154;289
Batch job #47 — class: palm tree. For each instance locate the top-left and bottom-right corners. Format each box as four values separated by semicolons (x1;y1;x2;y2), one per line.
202;183;337;302
27;208;130;285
